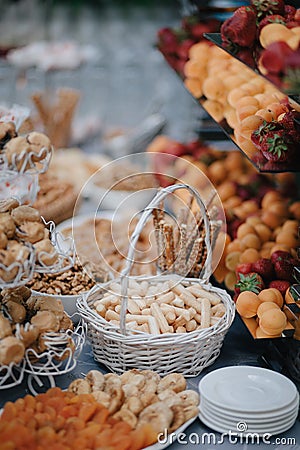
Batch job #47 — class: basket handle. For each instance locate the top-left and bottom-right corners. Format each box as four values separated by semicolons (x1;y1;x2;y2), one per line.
119;183;212;334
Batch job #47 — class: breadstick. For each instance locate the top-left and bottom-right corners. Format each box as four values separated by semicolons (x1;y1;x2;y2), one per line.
135;299;147;309
172;297;185;308
124;315;151;324
136;323;150;333
155;291;175;305
187;286;221;305
174;315;189;328
141;308;152;315
148;316;160;334
186;319;197;332
194;313;202;323
95;303;106;317
150;303;172;333
176;326;187;333
211;303;226;317
200;298;211;329
105;310;120;321
127;299;141;315
126;321;138;330
170;282;195;300
180;295;202;315
101;294;120;306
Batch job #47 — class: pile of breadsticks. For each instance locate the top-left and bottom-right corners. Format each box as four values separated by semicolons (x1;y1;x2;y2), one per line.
93;279;226;334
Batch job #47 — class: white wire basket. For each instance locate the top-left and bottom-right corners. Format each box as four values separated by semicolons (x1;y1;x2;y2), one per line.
0;241;36;288
34;217;76;274
22;317;86;377
1;145;53;175
0;359;25;390
77;183;235;377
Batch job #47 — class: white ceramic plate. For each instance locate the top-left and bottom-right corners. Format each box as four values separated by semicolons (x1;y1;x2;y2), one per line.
199;394;299;422
200;405;298;433
199;411;297;437
199;366;298;413
144;415;197;450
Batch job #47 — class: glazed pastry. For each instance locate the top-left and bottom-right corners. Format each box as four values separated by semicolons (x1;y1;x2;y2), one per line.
16;221;45;244
11;205;41;226
18;323;40;348
0;213;16;238
0;314;12;339
0;336;25;365
0;198;19;213
5;300;26;323
31;310;60;333
34;238;58;266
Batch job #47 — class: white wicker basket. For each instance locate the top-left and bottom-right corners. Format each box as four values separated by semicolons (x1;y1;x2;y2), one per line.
77;183;235;377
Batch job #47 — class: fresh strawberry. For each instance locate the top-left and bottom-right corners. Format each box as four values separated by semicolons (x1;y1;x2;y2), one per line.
269;279;291;296
284;5;296;21
236;262;253;276
252;258;274;279
279;110;300;141
177;39;195;60
271;250;294;264
274;258;298;282
258;14;286;34
259;41;293;74
235;272;264;294
221;6;257;48
251;0;285;19
157;28;179;54
260;128;295;162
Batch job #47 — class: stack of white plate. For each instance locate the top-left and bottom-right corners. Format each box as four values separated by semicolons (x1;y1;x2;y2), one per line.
198;366;299;436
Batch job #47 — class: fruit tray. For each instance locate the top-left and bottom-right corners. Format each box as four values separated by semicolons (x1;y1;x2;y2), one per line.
204;33;300;100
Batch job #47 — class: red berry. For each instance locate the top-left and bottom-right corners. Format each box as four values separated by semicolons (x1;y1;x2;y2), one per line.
269;280;291;296
252;258;274;280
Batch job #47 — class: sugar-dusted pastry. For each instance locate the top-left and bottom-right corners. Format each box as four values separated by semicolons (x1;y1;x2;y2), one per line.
31;310;60;333
0;336;25;365
11;205;41;226
16;221;45;244
0;314;12;339
34;238;58;266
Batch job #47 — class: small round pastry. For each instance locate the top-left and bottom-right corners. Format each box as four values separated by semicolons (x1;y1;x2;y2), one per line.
5;300;26;323
26;132;51;161
4;136;31;169
33;296;64;321
0;213;16;238
0;336;25;365
0;314;13;339
16;221;45;244
257;301;280;319
236;291;261;318
256;326;281;339
11;205;41;226
31;310;60;333
258;288;284;308
18;324;40;348
259;309;287;336
0;198;19;213
34;238;58;266
0;231;8;249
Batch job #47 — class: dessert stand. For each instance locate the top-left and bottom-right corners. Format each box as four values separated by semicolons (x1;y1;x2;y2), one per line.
0;111;83;394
